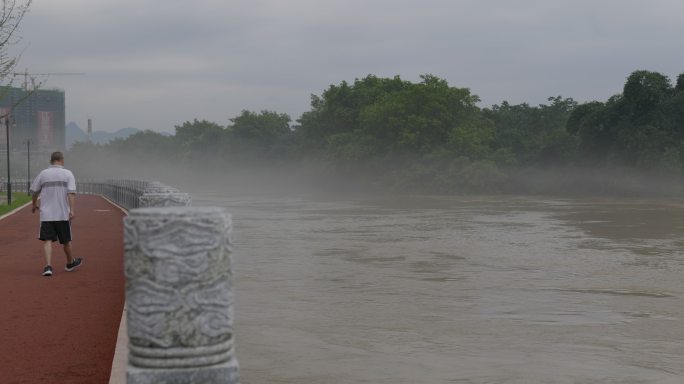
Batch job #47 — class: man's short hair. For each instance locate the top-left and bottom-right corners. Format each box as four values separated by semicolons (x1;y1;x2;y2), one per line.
50;151;64;164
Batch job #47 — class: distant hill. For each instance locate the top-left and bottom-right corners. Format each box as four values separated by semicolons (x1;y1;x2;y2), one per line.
66;122;87;146
66;122;141;148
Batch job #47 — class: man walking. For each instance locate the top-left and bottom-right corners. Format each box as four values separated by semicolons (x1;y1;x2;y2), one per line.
30;151;82;276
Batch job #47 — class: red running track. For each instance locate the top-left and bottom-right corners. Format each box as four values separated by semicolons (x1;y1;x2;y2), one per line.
0;195;125;384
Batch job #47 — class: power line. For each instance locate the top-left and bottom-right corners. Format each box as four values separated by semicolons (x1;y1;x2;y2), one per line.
12;69;86;91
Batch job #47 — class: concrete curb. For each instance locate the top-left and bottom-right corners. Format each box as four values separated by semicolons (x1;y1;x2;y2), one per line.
98;195;129;384
0;201;31;221
109;306;128;384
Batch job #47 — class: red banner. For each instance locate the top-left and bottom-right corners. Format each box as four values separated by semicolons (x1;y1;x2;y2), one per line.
37;111;54;147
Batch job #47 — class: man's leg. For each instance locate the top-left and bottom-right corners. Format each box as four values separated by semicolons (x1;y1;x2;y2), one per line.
43;240;53;266
63;241;82;272
63;241;74;264
41;240;54;276
57;221;81;271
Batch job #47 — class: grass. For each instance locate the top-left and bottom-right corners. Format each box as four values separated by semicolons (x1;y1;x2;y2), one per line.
0;192;32;216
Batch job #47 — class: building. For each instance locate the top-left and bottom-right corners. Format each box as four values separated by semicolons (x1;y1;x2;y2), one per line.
0;86;66;152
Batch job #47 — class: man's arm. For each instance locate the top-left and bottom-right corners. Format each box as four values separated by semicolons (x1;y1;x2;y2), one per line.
31;193;39;214
66;170;77;219
30;172;41;213
68;192;76;219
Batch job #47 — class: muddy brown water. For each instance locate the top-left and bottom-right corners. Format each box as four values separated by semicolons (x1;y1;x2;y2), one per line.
191;192;684;383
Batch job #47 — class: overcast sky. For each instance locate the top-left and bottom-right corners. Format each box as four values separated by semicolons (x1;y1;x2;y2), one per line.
12;0;684;133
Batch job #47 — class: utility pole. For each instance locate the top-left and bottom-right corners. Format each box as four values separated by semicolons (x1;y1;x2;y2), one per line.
25;139;32;193
5;115;11;205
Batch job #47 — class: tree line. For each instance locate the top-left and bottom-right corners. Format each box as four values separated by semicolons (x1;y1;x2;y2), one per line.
70;70;684;194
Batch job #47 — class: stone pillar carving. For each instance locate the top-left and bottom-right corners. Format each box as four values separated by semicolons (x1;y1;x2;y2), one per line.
124;206;239;384
139;192;192;208
144;181;180;194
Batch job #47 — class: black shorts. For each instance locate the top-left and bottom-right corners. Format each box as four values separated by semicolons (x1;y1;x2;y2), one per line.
39;221;72;244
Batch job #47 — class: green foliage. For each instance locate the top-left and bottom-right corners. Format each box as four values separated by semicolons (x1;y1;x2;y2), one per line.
380;157;507;194
174;119;226;163
622;70;672;122
325;132;380;162
676;73;684;92
226;110;292;160
566;70;684;171
66;69;684;194
109;130;175;157
299;74;486;159
446;119;495;159
485;96;577;165
566;101;611;158
0;192;31;215
296;75;411;152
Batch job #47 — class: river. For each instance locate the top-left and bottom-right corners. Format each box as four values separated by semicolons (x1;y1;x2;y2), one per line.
188;188;683;383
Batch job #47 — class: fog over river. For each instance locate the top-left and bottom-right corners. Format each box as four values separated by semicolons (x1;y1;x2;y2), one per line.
187;187;683;383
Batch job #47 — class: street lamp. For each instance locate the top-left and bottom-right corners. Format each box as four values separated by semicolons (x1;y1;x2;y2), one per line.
4;114;10;206
25;139;32;193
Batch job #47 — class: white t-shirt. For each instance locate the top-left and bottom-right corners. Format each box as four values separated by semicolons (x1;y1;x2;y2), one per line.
30;165;77;221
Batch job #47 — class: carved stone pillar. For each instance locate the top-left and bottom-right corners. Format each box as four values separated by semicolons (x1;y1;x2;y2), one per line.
124;206;239;383
144;181;180;194
139;192;192;208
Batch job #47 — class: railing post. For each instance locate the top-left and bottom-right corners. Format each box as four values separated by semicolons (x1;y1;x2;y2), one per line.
124;206;239;383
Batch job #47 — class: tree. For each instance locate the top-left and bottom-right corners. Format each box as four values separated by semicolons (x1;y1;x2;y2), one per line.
565;71;684;168
223;110;292;161
622;70;672;122
108;130;174;158
485;96;576;165
174;119;226;162
566;101;610;157
228;110;291;148
676;73;684;93
295;75;410;151
0;1;32;86
298;74;485;159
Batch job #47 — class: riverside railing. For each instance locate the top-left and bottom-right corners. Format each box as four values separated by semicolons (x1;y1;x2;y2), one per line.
77;179;238;383
0;179;31;194
77;179;191;210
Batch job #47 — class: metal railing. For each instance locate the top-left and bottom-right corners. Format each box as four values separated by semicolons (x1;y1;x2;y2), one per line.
4;178;189;209
0;179;30;194
77;179;188;210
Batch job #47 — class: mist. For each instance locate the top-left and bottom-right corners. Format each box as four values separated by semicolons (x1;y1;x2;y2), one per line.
71;150;683;383
8;1;684;382
62;146;684;200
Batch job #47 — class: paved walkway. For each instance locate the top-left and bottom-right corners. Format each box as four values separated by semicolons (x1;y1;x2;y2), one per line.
0;195;126;384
